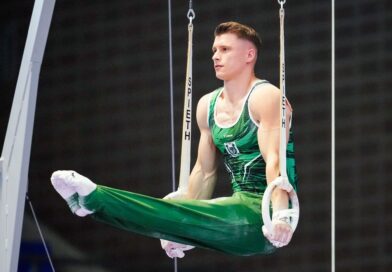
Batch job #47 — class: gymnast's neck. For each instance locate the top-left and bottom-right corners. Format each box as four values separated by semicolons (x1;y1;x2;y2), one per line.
222;72;258;103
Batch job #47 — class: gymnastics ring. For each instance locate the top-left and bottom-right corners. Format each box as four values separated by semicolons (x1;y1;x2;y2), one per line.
261;176;300;234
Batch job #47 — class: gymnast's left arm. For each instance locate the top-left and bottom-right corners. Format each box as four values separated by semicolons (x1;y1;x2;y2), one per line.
249;84;293;247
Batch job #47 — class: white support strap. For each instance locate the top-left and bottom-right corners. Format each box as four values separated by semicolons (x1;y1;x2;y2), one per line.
278;0;287;178
261;0;300;242
0;1;56;271
177;9;195;192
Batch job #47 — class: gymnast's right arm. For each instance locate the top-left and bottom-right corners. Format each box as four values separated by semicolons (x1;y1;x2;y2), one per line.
186;93;218;200
160;94;218;258
163;93;218;201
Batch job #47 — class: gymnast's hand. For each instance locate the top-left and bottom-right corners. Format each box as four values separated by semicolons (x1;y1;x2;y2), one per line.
163;189;188;200
160;190;195;258
262;210;294;248
160;240;194;258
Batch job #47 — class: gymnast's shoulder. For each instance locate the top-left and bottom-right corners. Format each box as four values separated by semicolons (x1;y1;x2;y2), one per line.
196;91;215;129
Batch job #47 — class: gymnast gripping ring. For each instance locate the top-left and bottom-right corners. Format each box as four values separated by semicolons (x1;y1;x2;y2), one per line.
261;176;300;234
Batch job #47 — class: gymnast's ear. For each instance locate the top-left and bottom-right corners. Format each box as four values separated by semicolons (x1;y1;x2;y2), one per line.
246;47;257;64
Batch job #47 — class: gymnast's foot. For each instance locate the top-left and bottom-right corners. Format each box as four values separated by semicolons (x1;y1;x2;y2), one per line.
51;170;97;216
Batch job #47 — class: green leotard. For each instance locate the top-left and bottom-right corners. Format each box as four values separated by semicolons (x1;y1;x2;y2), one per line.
77;80;298;256
208;80;298;194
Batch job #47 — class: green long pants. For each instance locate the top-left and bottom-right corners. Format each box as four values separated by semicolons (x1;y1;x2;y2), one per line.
79;185;276;256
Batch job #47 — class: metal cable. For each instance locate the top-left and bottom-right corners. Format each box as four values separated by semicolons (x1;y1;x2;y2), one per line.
26;194;56;272
167;1;178;270
331;0;335;271
167;0;176;193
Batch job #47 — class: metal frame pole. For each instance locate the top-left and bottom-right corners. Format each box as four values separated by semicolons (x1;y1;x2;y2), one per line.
0;1;56;271
331;0;336;271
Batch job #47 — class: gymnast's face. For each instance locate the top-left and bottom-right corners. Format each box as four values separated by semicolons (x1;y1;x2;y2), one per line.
212;33;256;81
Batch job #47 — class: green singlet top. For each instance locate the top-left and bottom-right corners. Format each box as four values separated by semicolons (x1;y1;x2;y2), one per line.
208;80;298;195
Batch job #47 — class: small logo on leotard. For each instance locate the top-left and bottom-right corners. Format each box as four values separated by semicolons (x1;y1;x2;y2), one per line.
224;142;240;157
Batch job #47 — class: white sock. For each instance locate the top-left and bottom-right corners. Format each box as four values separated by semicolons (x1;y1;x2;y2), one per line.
75;207;94;217
70;171;97;196
51;170;96;215
65;193;82;214
51;170;97;196
51;171;77;199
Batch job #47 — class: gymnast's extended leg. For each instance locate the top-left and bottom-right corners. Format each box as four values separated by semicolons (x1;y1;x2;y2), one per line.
51;170;275;256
